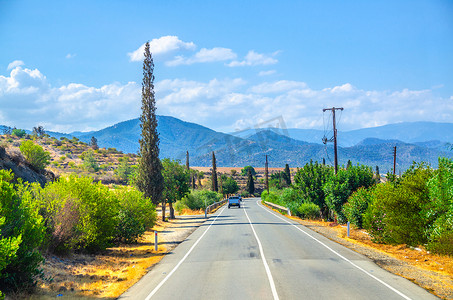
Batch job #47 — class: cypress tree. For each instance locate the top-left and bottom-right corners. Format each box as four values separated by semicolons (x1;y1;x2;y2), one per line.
246;169;255;195
136;41;164;208
284;163;291;185
212;151;218;192
376;165;381;183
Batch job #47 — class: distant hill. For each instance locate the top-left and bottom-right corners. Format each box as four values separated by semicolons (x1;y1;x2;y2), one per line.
74;116;242;162
2;118;452;170
286;122;453;147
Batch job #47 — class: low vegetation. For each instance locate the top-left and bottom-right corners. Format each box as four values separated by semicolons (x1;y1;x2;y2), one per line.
262;158;453;256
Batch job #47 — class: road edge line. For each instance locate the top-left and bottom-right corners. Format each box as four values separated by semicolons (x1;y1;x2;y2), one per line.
257;200;412;300
244;202;280;300
144;205;227;300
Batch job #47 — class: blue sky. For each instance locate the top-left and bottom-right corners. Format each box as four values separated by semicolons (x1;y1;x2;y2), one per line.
0;0;452;133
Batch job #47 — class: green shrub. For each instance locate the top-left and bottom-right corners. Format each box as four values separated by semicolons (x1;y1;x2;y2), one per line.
426;158;453;254
181;190;222;210
324;164;374;223
293;160;334;217
342;187;372;228
19;140;51;170
278;188;302;204
11;129;26;137
39;176;119;252
364;163;433;246
0;170;45;293
114;189;156;243
240;190;250;198
296;202;321;219
81;150;99;172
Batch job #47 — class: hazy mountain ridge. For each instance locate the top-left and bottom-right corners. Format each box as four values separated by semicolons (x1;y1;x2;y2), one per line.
2;118;452;170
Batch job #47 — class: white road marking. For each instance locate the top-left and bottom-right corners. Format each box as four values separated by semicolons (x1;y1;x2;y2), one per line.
144;206;227;300
243;202;280;300
257;200;412;300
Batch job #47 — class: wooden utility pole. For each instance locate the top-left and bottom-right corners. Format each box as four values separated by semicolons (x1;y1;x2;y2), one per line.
393;146;397;176
265;155;269;194
323;107;343;174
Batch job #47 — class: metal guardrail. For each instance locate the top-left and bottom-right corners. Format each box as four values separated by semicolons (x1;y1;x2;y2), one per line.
205;199;228;218
264;201;292;216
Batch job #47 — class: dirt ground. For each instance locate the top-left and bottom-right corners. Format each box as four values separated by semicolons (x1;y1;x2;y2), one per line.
11;214;207;300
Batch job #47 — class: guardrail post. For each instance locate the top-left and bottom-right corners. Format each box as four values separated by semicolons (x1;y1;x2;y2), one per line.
205;207;208;219
154;231;158;251
287;207;291;216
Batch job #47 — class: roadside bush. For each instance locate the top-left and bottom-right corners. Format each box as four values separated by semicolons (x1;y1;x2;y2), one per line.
261;189;284;206
114;189;156;244
278;188;302;204
426;157;453;255
342;187;373;228
324;164;374;223
296;202;321;219
240;190;250;198
19;140;51;170
0;170;45;293
39;176;119;252
293;160;333;217
364;163;433;246
180;190;223;210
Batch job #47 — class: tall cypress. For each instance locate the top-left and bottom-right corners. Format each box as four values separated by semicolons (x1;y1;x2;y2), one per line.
137;41;164;207
212;151;218;192
246;169;255;195
284;163;291;185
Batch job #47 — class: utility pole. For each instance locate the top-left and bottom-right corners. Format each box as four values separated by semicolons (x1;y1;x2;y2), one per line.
393;146;397;176
265;155;269;194
323;107;344;174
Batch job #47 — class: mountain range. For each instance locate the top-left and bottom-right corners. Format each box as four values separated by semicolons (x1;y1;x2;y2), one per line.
2;117;452;172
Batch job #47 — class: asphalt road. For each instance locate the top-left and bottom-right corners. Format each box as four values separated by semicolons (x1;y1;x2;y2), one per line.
120;198;438;300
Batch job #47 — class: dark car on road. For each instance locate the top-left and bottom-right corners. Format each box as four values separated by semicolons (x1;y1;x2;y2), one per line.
228;196;241;208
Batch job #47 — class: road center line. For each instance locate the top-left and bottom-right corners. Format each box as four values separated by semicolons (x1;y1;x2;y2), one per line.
144;205;227;300
257;200;412;300
243;202;280;300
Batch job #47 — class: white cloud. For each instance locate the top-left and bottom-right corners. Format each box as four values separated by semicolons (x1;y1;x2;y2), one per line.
65;53;76;59
250;80;307;94
228;50;278;67
166;47;237;66
128;36;196;62
1;61;451;135
0;62;140;132
7;60;24;70
258;70;276;76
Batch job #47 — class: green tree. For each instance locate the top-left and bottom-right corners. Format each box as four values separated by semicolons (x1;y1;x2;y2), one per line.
293;160;334;218
19;140;51;170
12;128;26;137
364;163;433;246
241;166;256;176
81;149;99;172
90;136;99;150
223;176;239;195
211;151;218;192
324;164;375;222
115;157;133;182
246;169;255;195
32;126;45;138
136;41;164;207
284;164;291;185
162;159;190;219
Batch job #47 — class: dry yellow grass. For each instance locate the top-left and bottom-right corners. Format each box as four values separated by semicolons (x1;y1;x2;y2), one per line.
25;222;168;299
